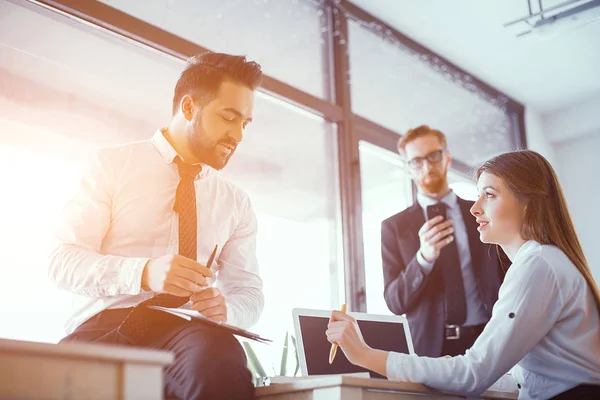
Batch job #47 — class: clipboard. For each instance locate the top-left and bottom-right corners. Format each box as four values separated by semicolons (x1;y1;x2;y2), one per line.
147;305;272;344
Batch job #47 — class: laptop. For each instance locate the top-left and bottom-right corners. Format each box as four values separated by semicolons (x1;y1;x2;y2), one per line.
292;308;415;379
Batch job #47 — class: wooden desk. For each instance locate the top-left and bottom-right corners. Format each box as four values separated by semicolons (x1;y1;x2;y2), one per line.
255;375;518;400
0;338;173;400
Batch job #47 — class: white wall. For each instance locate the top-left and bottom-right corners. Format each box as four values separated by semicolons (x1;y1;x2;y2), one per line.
554;132;600;283
544;95;600;144
532;94;600;283
525;107;557;166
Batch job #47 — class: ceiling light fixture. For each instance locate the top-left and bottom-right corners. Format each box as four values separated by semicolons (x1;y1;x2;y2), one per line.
504;0;600;38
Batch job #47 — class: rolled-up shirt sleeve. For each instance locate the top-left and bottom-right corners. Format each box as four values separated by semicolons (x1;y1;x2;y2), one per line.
48;150;149;297
218;194;263;329
386;254;562;397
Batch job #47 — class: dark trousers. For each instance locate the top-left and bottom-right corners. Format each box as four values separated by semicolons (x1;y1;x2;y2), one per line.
550;384;600;400
441;325;484;357
60;308;254;400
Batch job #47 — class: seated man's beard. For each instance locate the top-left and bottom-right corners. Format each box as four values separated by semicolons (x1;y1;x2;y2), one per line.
419;173;446;194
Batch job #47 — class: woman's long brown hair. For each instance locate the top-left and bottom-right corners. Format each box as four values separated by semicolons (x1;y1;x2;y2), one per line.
477;150;600;316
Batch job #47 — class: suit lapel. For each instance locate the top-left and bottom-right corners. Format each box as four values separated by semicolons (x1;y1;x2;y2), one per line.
399;203;425;257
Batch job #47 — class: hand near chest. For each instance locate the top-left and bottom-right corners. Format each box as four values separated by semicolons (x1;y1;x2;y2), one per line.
418;216;455;263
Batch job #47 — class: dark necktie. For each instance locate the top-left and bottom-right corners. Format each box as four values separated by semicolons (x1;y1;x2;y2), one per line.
117;157;202;342
437;203;468;326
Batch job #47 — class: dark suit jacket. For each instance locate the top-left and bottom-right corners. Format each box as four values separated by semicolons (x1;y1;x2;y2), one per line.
381;197;507;357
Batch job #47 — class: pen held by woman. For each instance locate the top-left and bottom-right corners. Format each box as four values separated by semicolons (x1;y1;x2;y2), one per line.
328;303;347;364
326;308;389;376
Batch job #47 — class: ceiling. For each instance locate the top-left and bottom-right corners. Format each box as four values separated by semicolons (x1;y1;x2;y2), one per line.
349;0;600;114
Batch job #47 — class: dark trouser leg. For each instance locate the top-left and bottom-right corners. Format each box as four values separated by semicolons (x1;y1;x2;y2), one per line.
61;309;254;400
157;323;253;400
550;384;600;400
60;308;133;344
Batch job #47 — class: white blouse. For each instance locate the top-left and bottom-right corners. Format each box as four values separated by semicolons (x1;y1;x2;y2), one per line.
386;240;600;399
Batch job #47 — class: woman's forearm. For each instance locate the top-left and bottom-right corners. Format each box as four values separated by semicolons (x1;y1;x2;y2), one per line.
359;348;390;377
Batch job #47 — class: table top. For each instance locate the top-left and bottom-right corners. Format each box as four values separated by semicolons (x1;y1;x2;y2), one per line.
255;375;518;399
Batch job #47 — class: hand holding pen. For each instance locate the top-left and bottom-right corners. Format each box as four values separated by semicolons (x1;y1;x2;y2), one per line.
141;248;217;297
190;244;228;323
329;303;347;364
326;304;372;366
203;244;219;287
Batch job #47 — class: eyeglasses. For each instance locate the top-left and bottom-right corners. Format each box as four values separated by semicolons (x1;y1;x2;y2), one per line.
407;149;446;170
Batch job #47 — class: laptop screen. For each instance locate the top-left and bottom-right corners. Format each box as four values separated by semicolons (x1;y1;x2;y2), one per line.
297;314;411;379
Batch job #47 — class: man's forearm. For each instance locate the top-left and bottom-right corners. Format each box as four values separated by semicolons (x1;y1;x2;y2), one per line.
49;244;149;297
384;255;434;315
225;288;264;329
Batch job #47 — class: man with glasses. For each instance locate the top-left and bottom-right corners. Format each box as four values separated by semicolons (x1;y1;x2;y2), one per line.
381;125;506;357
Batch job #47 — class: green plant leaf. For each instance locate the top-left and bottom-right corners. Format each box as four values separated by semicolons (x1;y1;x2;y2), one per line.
280;331;289;376
243;342;266;378
291;334;300;377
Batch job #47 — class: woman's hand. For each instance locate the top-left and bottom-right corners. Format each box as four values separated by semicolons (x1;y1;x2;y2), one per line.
326;310;372;367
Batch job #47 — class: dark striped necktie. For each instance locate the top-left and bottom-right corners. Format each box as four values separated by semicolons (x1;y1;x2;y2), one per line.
437;203;467;326
118;157;202;342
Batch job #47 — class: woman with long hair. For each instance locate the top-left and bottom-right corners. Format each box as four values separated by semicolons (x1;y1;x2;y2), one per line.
327;150;600;399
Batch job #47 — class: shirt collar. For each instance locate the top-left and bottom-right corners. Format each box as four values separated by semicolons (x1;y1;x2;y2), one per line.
150;128;215;179
513;240;540;263
417;189;458;211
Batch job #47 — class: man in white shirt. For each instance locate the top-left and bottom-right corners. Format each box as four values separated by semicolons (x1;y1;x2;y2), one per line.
381;125;506;357
49;52;264;400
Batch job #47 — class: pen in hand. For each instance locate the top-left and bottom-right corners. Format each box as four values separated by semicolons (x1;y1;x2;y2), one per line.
205;244;218;287
329;303;348;364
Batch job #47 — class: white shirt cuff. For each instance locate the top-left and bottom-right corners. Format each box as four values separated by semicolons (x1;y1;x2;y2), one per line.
386;351;407;381
120;257;151;295
416;251;435;274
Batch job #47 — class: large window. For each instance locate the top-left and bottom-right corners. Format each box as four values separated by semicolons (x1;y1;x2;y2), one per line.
0;0;175;342
97;0;330;99
221;92;342;370
358;141;412;315
347;19;521;168
449;170;479;201
0;141;81;343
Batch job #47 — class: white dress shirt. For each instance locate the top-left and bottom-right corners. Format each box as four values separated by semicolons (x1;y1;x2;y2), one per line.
387;240;600;399
49;130;263;334
416;191;488;326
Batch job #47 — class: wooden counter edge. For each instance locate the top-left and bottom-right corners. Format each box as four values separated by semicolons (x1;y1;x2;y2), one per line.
0;338;173;366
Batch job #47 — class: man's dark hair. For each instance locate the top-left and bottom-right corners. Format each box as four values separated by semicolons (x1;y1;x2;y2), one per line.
172;52;263;115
